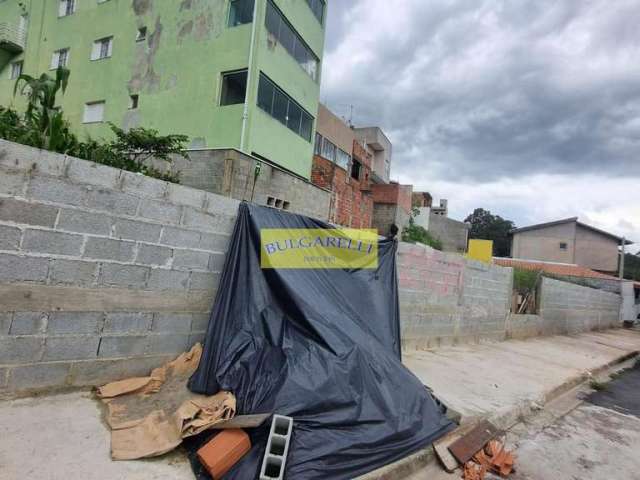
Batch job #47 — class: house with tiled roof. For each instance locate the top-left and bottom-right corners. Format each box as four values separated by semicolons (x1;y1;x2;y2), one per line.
509;217;632;275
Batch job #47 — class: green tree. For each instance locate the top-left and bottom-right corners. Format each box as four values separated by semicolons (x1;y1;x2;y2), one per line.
402;208;443;250
4;67;188;183
13;66;78;153
623;252;640;281
464;208;515;257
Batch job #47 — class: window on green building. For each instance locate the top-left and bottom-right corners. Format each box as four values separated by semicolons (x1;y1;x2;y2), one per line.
91;37;113;61
306;0;325;24
220;70;248;106
83;101;105;124
265;1;319;81
228;0;254;27
314;133;323;156
129;94;139;110
9;61;23;80
136;27;147;42
257;73;313;142
50;48;70;69
58;0;75;17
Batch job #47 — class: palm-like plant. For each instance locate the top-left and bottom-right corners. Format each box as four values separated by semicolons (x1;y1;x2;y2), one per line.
13;66;76;152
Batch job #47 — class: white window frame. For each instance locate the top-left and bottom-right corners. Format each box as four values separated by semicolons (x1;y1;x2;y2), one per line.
83;101;106;124
91;37;113;61
58;0;76;18
50;48;70;69
9;61;23;80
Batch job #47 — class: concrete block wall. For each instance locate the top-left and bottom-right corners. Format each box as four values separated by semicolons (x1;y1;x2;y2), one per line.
460;258;513;343
539;277;622;335
398;242;622;349
427;214;470;254
372;203;410;236
0;140;239;396
168;149;331;221
398;242;513;349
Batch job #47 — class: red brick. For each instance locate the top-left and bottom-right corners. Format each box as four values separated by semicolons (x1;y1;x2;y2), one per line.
197;429;251;479
311;154;373;228
371;183;413;214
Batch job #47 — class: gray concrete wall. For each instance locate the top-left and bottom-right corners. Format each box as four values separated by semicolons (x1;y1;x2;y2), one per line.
169;148;331;221
574;225;620;273
398;242;513;349
551;275;621;294
511;222;577;264
353;127;392;183
539;277;622;335
399;243;623;349
427;214;469;253
0;140;238;396
372;203;409;236
0;141;625;395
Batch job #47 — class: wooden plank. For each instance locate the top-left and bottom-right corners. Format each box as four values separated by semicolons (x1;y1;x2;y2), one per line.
434;432;462;473
0;283;214;312
448;420;499;464
211;413;271;429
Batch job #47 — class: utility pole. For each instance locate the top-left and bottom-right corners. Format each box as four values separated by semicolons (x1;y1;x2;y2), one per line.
619;237;626;279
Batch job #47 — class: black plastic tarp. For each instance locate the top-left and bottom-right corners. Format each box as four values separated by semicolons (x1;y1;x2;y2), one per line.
188;202;454;479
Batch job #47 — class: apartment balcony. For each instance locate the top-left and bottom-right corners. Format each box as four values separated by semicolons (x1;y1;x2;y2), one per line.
0;22;26;54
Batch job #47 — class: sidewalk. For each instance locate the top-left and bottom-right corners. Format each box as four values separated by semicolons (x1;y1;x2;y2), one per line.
1;329;639;480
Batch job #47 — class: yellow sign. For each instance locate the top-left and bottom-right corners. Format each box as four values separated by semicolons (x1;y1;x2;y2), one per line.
467;239;493;263
261;228;379;269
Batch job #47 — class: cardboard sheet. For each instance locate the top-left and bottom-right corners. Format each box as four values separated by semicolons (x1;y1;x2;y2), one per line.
98;344;236;460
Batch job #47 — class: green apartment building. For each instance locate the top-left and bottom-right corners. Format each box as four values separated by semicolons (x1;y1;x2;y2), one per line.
0;0;327;178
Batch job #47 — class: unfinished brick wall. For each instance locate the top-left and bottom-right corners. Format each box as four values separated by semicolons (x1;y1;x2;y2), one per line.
371;183;413;213
310;151;373;229
371;183;413;234
0;140;239;395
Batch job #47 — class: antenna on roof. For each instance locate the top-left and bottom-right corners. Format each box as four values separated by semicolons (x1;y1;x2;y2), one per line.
335;103;355;127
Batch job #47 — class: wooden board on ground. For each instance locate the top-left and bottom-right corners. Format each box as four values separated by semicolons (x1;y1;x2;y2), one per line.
448;420;499;464
434;430;463;473
212;413;271;429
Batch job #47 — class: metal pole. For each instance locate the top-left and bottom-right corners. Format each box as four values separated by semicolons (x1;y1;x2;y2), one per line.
240;0;259;153
620;237;626;279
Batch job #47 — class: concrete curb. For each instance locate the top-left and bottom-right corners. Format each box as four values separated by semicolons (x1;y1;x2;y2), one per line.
359;348;640;480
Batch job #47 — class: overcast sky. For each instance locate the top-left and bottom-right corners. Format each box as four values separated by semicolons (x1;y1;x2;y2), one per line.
321;0;640;247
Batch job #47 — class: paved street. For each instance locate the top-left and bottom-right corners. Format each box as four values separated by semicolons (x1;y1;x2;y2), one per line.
510;360;640;480
511;403;640;480
406;353;640;480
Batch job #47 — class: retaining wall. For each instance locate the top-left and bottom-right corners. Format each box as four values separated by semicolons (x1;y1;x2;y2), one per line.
398;243;623;349
0;140;237;396
169;148;331;221
0;141;625;395
398;242;513;349
538;277;622;335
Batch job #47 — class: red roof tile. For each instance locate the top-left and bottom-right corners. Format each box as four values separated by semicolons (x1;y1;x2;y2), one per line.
493;258;620;281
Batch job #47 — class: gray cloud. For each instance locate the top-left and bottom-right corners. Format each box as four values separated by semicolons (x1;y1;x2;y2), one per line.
322;0;640;183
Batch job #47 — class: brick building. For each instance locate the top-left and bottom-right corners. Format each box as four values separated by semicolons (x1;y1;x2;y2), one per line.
371;183;413;235
412;192;433;208
312;105;373;228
